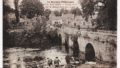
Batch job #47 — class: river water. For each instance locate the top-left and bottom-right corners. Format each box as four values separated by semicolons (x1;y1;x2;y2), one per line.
4;47;67;68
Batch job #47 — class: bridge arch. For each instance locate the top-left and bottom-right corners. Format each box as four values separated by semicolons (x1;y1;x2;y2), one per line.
85;43;95;61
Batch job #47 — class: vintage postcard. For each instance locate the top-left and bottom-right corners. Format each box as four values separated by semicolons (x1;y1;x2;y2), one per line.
3;0;117;68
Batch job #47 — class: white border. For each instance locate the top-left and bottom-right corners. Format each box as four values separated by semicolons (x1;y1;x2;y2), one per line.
117;0;120;68
0;0;119;68
0;0;3;68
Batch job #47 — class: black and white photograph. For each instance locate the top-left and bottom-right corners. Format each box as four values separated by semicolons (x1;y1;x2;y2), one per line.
3;0;117;68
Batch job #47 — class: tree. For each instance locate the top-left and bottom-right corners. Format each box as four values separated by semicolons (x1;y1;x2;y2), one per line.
3;0;15;30
44;9;51;20
80;0;117;30
54;10;62;16
80;0;95;20
20;0;44;18
96;0;117;30
3;0;15;47
70;8;82;16
60;9;69;14
14;0;20;23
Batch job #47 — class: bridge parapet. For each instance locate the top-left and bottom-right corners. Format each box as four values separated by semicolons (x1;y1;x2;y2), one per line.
59;27;116;45
80;30;116;45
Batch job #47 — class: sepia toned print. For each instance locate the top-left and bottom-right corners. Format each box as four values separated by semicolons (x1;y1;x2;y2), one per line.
3;0;117;68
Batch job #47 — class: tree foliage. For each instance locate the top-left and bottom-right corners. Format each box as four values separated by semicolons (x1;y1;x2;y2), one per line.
3;0;14;15
3;0;15;47
20;0;44;18
70;8;82;16
80;0;94;19
3;0;15;30
54;10;62;16
80;0;117;30
96;0;117;30
14;0;20;23
60;9;69;14
44;9;51;20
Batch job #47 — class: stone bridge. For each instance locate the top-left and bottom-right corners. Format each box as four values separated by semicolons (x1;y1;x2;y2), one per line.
57;27;117;63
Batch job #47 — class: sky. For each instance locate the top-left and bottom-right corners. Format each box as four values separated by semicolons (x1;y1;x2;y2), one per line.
7;0;82;11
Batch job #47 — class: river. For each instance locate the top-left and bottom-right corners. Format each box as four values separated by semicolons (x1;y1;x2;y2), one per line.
4;46;67;68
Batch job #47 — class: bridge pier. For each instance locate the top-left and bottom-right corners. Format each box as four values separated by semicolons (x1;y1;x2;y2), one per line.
60;34;74;55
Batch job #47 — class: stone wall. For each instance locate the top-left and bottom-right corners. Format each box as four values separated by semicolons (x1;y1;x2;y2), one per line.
59;29;117;63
